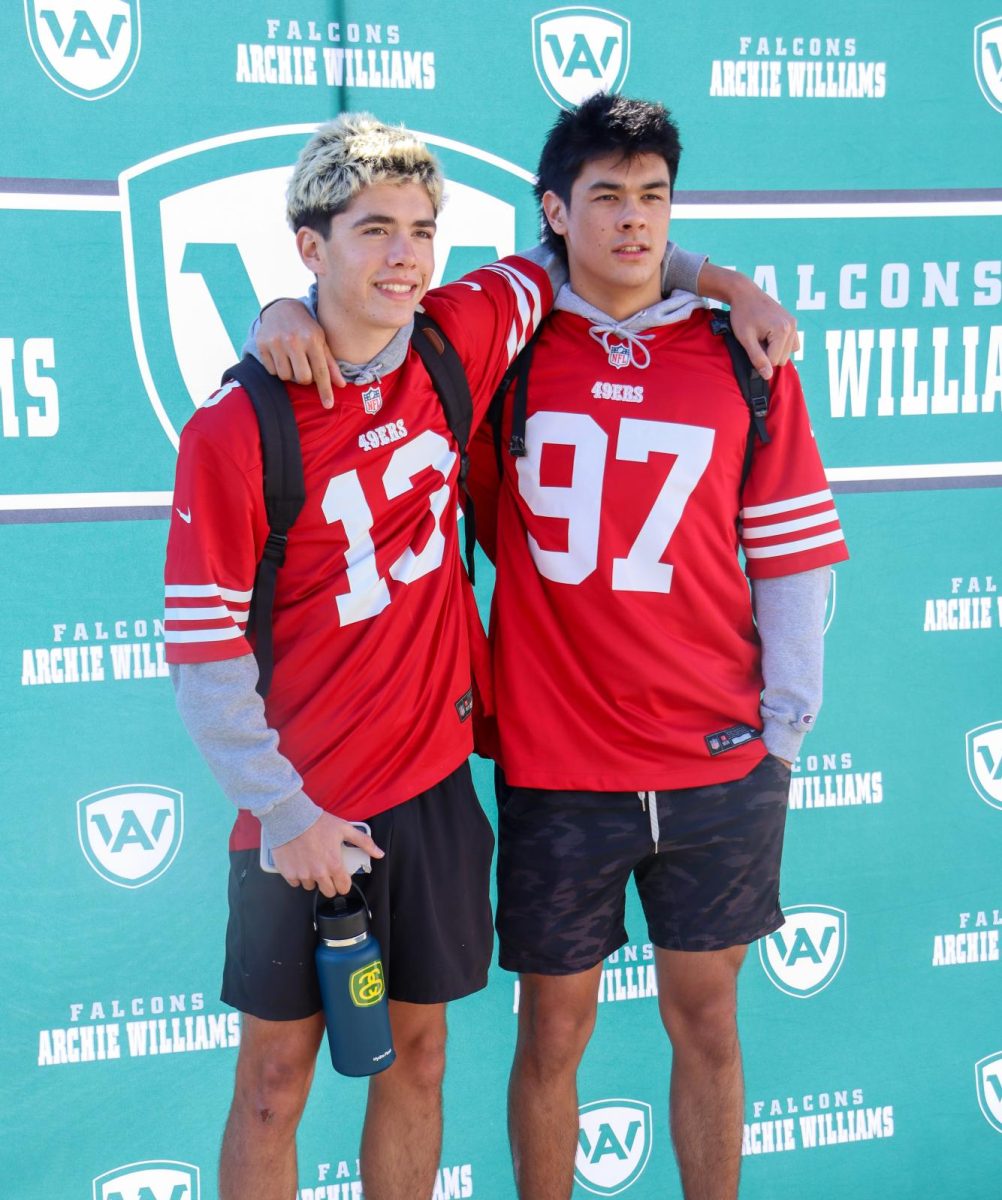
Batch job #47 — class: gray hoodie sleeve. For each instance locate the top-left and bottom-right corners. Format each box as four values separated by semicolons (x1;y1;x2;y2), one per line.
751;566;832;762
171;656;323;847
662;243;707;296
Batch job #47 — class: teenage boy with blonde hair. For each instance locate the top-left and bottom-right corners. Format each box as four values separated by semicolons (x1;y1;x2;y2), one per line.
165;112;561;1200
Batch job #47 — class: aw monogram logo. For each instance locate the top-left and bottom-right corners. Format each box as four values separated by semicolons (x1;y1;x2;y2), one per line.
120;126;537;449
966;721;1002;810
575;1099;652;1196
759;904;848;998
24;1;141;101
532;7;631;110
77;784;183;888
974;18;1002;113
976;1052;1002;1133
93;1160;199;1200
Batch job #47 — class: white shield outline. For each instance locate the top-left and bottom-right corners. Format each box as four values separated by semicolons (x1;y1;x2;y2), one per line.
574;1098;653;1196
120;125;535;450
24;0;141;101
966;721;1002;810
77;784;184;888
532;7;631;110
758;904;848;998
974;18;1002;114
93;1160;200;1200
976;1052;1002;1133
823;567;837;634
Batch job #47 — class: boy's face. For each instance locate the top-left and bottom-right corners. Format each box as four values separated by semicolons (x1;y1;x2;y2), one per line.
542;151;671;320
297;179;436;356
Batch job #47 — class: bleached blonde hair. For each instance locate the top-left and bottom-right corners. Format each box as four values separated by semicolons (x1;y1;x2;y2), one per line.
286;113;443;233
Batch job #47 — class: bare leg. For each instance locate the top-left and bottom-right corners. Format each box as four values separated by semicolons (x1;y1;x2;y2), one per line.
219;1012;324;1200
656;946;747;1200
360;1000;448;1200
508;967;603;1200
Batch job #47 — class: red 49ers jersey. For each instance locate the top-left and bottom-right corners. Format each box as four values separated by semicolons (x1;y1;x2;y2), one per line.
469;306;848;792
164;255;551;841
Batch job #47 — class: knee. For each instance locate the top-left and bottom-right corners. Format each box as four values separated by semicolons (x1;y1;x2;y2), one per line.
233;1044;315;1128
517;997;595;1076
661;988;739;1063
391;1021;447;1093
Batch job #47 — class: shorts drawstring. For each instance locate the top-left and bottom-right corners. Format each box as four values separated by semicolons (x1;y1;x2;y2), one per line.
638;790;660;852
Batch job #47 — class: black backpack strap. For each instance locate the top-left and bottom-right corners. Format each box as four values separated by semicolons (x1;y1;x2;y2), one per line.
410;311;478;582
709;310;772;488
221;355;305;698
486;323;546;469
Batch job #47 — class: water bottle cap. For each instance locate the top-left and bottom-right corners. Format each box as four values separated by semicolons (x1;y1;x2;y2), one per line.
316;889;369;942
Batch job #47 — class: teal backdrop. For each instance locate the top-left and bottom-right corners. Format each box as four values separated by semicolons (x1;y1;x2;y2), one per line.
2;3;1001;1198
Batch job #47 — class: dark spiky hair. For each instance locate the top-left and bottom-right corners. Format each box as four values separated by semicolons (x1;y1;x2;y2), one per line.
534;93;682;260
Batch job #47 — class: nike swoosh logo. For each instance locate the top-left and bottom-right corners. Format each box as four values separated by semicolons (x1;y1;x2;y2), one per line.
176;507;192;524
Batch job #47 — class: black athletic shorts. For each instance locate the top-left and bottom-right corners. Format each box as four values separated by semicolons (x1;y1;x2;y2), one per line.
221;762;495;1019
495;754;791;975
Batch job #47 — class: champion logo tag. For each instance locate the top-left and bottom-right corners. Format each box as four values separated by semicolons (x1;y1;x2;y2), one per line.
361;385;383;415
608;343;630;370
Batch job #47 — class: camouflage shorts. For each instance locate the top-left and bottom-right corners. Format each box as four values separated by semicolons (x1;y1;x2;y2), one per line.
495;755;791;974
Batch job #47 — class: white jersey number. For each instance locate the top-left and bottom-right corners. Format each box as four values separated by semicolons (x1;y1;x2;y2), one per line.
515;414;714;593
321;431;456;625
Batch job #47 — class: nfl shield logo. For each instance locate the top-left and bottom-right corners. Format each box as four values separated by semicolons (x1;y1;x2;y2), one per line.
966;721;1002;810
575;1099;652;1196
608;343;630;370
974;18;1002;114
77;784;184;889
976;1052;1002;1133
25;1;141;101
93;1160;200;1200
362;386;383;415
759;904;848;998
532;7;631;110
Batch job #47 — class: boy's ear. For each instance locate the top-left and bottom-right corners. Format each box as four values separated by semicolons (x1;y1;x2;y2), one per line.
541;190;568;236
296;226;325;274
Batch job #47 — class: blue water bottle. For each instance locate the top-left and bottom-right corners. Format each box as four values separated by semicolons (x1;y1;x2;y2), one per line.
315;888;395;1077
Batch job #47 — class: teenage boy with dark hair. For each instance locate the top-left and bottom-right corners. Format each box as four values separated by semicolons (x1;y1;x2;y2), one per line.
467;92;848;1200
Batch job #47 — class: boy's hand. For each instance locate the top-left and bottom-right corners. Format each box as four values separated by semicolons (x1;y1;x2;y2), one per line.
272;812;384;898
696;263;800;380
257;300;343;409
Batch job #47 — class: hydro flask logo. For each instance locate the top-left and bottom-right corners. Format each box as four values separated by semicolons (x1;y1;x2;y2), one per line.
350;961;386;1008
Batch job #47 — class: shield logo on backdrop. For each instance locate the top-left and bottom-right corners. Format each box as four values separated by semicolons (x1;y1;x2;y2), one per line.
24;0;141;101
575;1099;652;1196
823;567;837;633
976;1052;1002;1133
77;784;183;888
974;18;1002;114
758;904;848;998
93;1160;200;1200
120;126;535;449
532;7;631;109
966;721;1002;810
